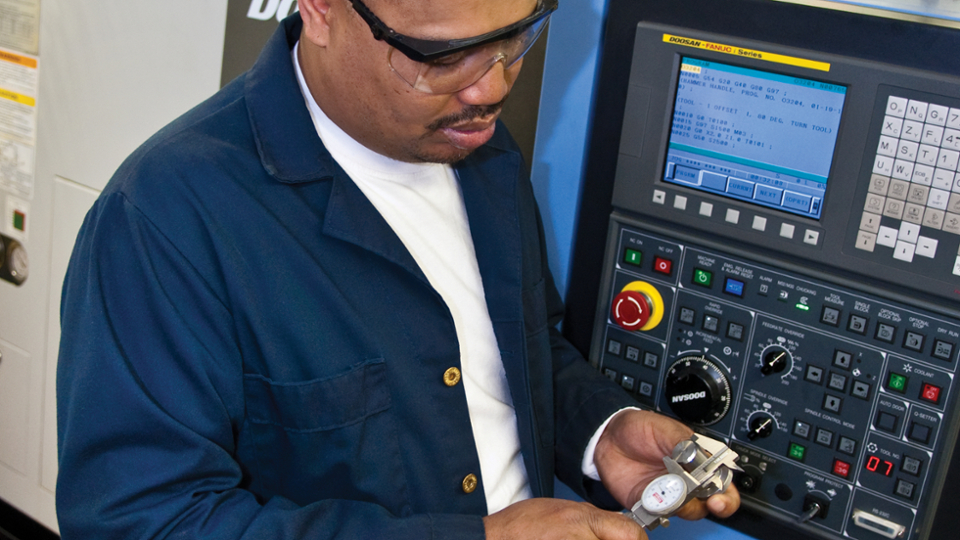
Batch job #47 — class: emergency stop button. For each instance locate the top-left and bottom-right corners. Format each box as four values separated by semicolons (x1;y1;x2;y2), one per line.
612;290;650;331
610;281;664;332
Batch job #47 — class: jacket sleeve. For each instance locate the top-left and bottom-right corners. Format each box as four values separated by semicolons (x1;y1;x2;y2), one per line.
56;192;485;540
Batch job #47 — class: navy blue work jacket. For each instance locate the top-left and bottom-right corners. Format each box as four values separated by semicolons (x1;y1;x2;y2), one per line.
56;14;634;540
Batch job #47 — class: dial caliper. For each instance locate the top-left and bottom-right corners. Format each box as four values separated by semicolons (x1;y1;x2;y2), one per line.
628;433;742;530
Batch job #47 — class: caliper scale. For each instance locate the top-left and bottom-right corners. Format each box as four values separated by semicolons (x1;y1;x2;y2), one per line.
629;433;742;530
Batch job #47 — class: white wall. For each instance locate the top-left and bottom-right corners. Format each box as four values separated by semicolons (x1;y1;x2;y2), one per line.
0;0;228;531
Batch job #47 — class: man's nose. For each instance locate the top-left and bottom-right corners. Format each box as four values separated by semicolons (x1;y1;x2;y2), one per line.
457;57;522;106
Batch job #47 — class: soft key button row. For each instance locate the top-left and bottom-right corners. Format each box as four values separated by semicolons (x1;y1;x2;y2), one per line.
652;189;821;246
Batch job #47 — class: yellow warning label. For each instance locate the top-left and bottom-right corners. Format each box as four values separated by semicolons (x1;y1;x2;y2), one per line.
663;34;831;72
0;88;35;107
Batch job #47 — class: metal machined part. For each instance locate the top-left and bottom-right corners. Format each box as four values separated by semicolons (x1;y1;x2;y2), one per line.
628;433;742;530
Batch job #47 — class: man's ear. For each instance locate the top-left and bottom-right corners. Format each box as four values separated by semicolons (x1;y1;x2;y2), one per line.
298;0;334;47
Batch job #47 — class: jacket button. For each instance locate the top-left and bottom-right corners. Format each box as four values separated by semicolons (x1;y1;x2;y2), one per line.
462;473;478;494
443;367;462;387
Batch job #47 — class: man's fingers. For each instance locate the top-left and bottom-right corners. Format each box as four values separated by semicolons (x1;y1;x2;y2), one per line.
484;498;649;540
587;509;648;540
673;484;741;521
707;484;741;518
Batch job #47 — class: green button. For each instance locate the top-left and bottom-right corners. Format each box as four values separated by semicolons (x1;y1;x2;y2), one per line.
788;442;806;461
888;372;907;393
623;248;642;266
693;268;713;287
13;211;24;231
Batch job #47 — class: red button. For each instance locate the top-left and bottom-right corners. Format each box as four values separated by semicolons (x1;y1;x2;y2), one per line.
920;383;941;404
653;257;673;275
833;459;851;478
611;291;651;331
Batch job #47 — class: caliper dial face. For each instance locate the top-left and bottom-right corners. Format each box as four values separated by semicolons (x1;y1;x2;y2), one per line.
640;473;688;516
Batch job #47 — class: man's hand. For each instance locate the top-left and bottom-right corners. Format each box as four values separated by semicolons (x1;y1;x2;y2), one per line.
594;409;741;522
483;498;646;540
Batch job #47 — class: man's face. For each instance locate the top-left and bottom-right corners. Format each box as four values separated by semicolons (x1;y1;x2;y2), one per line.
302;0;539;164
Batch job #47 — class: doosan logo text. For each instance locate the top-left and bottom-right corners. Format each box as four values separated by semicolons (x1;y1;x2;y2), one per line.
671;391;706;403
248;0;299;22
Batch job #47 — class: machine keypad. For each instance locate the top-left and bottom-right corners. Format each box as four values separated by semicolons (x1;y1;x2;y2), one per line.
857;95;960;273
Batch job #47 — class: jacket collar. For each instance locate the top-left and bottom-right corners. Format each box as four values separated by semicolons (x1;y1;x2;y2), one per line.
244;14;338;183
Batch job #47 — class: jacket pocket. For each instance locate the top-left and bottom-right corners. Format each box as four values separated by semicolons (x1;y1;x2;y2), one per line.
241;359;408;513
244;358;390;431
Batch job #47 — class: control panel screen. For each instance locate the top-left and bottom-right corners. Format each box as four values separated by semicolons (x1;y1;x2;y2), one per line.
663;57;847;219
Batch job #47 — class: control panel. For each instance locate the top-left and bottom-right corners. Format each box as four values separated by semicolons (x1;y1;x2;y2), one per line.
591;217;959;540
580;11;960;539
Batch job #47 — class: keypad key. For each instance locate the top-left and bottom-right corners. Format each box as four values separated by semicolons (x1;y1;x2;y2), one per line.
852;380;872;400
821;306;841;327
901;455;923;476
805;365;824;384
907;422;931;444
838;436;858;455
875;411;899;432
828;372;848;392
895;479;916;500
815;428;834;447
834;350;853;370
822;394;843;413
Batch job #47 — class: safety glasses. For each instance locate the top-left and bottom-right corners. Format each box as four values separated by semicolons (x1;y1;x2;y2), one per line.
350;0;558;94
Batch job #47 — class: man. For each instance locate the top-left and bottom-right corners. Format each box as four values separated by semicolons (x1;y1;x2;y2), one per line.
56;0;739;538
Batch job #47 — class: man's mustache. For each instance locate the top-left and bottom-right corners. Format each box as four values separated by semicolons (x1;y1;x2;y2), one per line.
427;96;509;131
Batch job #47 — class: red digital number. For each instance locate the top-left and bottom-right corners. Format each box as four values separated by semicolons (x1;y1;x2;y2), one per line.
865;455;893;476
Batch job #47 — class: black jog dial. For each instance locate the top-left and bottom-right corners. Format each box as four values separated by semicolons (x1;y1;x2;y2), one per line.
664;355;733;426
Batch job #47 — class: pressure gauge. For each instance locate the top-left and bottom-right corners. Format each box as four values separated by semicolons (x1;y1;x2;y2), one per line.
639;473;688;516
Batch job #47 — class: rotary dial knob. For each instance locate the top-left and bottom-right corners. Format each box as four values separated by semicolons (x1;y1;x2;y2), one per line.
664;354;732;426
747;413;775;440
760;346;791;375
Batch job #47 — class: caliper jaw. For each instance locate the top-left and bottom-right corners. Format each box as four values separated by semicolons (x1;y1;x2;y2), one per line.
628;434;742;531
